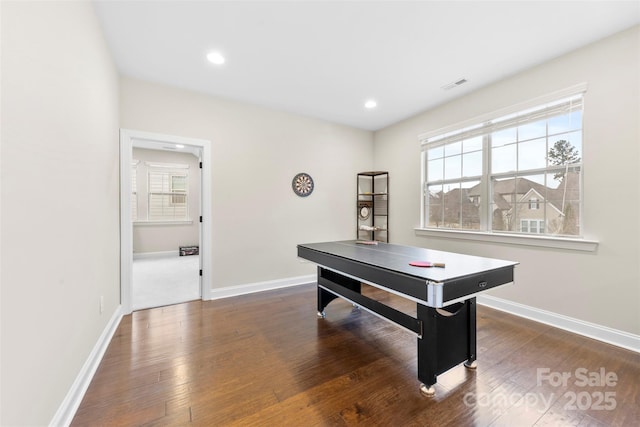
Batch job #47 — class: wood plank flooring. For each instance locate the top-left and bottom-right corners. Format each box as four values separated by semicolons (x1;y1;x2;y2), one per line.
71;284;639;426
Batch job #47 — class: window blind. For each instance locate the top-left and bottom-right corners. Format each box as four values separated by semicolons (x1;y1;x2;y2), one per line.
147;163;189;221
421;94;583;150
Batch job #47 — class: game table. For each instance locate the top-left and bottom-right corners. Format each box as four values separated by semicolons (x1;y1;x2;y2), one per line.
297;240;518;395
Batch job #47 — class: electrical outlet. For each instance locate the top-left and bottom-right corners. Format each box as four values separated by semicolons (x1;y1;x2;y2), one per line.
100;296;104;314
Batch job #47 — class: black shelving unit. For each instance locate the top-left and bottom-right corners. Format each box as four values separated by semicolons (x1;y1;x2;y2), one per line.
357;171;388;242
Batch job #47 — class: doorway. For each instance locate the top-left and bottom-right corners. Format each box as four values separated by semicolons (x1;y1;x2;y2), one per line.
120;129;212;314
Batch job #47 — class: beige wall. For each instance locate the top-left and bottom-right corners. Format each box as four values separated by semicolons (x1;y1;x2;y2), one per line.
373;26;640;335
0;1;120;426
120;77;374;288
132;148;201;254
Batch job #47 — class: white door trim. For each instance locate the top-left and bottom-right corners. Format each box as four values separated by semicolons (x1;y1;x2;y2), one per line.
120;129;212;314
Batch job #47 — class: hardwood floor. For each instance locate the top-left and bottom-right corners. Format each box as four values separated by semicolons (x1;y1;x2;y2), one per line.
72;284;639;426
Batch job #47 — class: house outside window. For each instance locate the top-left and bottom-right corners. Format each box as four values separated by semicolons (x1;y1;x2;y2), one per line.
421;88;583;238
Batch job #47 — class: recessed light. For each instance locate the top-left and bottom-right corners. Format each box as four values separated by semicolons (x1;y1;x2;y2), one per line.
175;144;185;149
206;51;225;65
364;100;377;109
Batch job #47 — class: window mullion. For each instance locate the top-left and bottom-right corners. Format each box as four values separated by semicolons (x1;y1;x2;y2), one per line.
480;133;490;231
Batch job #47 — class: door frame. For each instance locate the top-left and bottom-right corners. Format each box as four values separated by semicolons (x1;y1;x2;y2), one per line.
120;129;212;314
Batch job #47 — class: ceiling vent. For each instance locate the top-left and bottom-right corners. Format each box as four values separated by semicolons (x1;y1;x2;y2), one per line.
441;78;468;90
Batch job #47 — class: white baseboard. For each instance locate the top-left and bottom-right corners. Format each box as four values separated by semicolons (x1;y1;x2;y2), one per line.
133;250;179;259
50;305;124;427
210;274;316;300
208;278;640;353
477;295;640;353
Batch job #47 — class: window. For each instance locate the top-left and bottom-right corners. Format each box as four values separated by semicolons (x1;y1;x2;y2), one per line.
521;219;545;234
147;163;189;221
170;175;187;204
421;89;583;237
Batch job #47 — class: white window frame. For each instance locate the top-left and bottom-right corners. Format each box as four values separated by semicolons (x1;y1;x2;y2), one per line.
416;84;598;252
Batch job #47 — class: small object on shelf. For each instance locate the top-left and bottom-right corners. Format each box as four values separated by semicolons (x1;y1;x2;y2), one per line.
359;224;378;231
356;240;378;245
358;203;371;220
409;261;445;268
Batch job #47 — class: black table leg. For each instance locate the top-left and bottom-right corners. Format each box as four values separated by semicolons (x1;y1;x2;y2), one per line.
317;285;338;318
417;304;438;395
464;298;477;369
317;267;361;317
416;299;477;396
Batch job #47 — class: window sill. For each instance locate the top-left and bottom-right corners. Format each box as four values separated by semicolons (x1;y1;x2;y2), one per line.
134;220;193;226
414;228;598;252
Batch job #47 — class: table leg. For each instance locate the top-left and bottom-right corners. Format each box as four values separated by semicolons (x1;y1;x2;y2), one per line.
465;297;477;369
317;285;337;318
417;304;438;395
416;299;477;396
317;267;362;317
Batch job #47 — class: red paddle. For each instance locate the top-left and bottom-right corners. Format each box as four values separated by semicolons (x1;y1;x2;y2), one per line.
409;261;445;268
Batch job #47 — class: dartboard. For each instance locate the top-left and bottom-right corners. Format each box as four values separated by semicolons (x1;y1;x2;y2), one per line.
292;173;314;197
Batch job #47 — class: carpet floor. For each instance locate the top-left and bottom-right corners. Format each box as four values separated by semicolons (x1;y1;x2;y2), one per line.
132;254;200;311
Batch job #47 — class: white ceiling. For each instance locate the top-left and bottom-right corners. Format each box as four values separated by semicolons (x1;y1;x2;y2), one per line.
93;1;640;131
